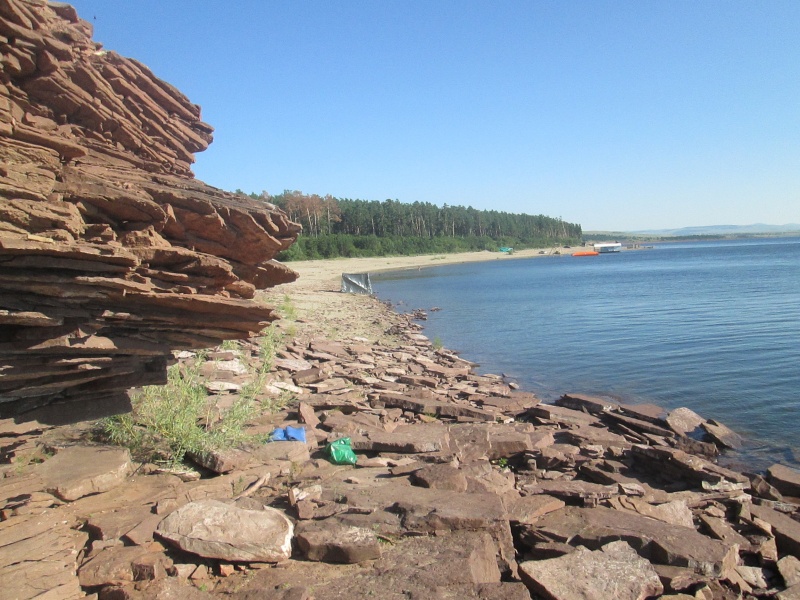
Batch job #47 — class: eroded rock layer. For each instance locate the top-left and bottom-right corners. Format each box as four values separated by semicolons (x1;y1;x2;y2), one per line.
0;0;301;423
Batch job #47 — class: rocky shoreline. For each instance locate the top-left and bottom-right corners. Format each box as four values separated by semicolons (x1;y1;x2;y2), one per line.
3;281;800;599
2;0;800;598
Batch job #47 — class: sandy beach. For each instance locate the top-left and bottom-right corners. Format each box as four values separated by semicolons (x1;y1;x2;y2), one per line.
275;245;579;293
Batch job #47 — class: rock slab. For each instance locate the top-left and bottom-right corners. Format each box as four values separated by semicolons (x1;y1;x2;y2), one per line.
520;540;664;600
294;521;382;564
37;445;131;501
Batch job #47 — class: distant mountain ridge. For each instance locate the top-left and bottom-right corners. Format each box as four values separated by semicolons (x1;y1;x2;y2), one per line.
628;223;800;237
583;223;800;237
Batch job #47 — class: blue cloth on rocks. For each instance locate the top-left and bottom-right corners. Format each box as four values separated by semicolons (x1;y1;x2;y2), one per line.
270;426;306;442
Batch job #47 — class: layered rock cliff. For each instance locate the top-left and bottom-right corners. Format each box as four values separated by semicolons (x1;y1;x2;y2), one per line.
0;0;301;423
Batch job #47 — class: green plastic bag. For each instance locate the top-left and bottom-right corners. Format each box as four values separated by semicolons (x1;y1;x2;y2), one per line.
326;437;357;465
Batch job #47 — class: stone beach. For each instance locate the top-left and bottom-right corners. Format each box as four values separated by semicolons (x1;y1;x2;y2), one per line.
3;263;800;599
2;1;800;598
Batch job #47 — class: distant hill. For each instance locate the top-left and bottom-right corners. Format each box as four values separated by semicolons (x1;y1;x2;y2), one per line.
585;224;800;238
629;224;800;236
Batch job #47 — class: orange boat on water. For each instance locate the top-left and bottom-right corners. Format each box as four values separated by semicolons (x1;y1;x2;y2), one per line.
572;251;599;257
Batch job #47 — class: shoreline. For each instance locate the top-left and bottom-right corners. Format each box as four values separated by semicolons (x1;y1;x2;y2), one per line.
5;249;800;598
277;245;588;292
273;246;771;473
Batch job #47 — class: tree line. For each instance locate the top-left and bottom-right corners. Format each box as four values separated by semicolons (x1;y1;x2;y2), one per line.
238;189;582;260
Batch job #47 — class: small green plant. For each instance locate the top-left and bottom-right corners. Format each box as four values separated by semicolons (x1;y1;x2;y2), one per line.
220;339;239;352
432;336;444;350
496;457;509;469
237;324;285;408
258;325;280;370
278;294;297;320
102;357;256;469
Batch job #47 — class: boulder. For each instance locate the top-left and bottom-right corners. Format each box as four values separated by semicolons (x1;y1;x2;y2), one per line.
187;447;252;474
156;499;293;562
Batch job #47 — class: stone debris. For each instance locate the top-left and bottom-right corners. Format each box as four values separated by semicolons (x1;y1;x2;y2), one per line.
3;311;799;600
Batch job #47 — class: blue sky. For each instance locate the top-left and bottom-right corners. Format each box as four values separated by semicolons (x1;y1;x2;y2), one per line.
68;1;799;231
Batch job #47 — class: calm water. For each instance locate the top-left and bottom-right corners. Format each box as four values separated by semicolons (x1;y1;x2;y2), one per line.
373;237;800;471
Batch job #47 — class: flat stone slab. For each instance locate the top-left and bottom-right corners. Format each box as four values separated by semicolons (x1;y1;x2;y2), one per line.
295;520;382;563
351;424;450;454
508;495;566;524
615;497;694;528
520;540;664;600
701;419;743;449
156;499;293;562
557;393;619;414
561;425;629;448
768;464;800;497
665;407;706;435
602;411;675;438
36;445;132;501
0;511;88;600
523;480;619;503
377;392;495;421
251;441;310;463
527;404;601;427
532;506;739;577
630;444;749;487
750;503;800;557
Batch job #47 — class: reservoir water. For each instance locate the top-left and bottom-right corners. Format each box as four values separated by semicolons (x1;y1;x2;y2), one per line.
372;237;800;471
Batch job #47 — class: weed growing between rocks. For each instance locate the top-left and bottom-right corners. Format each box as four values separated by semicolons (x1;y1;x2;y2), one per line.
278;294;297;320
100;323;287;469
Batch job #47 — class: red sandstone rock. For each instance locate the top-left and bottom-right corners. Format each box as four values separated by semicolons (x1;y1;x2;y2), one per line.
520;540;664;600
768;463;800;497
0;0;300;424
